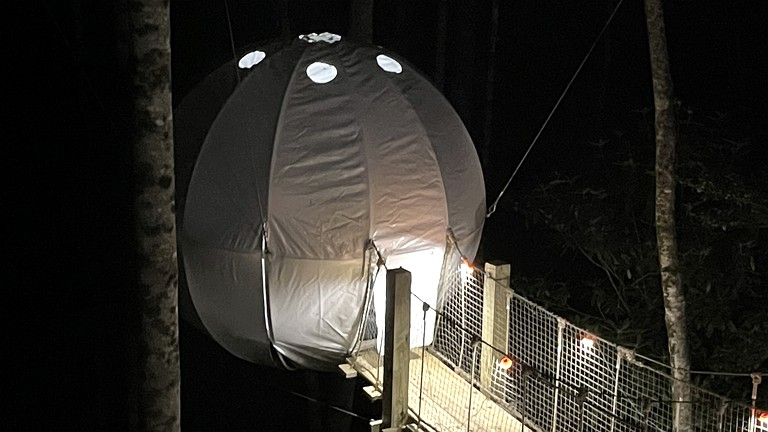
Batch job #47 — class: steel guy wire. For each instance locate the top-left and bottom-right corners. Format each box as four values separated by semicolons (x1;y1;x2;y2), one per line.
486;0;626;218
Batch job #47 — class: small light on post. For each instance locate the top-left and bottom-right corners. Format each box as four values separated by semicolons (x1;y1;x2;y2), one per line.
460;259;473;278
758;411;768;425
498;356;513;371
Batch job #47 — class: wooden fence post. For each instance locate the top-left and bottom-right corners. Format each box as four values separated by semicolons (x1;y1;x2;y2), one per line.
382;268;411;429
480;261;511;390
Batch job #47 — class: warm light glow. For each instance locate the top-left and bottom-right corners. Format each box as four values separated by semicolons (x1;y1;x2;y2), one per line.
460;259;473;277
580;336;595;350
498;356;513;370
372;248;444;352
758;412;768;424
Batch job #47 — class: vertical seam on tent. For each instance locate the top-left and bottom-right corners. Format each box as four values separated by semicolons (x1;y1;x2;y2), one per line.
342;45;377;256
382;55;451;242
262;40;313;367
397;64;484;257
337;43;378;355
244;75;267;225
267;42;312;253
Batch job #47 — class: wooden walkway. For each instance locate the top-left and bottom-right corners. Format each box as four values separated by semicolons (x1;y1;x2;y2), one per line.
350;348;524;432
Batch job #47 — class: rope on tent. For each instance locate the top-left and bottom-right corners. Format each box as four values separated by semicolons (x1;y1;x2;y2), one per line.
223;0;242;83
485;0;626;219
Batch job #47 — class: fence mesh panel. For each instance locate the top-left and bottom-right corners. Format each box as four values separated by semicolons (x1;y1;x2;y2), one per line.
504;295;559;431
350;261;764;431
617;354;673;431
555;323;619;432
433;265;484;379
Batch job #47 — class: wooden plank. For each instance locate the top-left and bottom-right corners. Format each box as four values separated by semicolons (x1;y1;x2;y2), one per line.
353;348;524;432
338;363;358;379
382;268;411;429
363;385;382;401
481;262;511;390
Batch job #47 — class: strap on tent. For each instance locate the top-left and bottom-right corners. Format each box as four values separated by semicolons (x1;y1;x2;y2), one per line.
260;222;298;370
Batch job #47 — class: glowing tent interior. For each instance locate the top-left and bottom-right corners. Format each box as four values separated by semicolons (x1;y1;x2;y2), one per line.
175;33;485;370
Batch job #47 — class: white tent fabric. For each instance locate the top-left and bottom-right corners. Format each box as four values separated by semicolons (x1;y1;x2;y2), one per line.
175;34;485;370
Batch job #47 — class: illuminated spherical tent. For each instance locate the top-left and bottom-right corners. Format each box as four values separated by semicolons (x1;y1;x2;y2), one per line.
175;33;485;370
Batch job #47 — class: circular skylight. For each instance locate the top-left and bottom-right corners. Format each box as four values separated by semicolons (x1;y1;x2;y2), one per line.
238;51;266;69
306;62;338;84
376;55;402;74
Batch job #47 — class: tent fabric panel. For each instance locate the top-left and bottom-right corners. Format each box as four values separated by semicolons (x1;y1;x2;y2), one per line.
393;67;486;261
347;46;449;258
183;46;305;252
268;44;370;261
181;237;276;367
268;256;368;370
174;39;295;228
173;63;239;226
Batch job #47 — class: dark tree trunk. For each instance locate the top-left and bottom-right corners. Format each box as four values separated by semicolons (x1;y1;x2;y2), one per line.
276;0;291;39
643;0;691;430
349;0;374;43
123;0;180;430
481;0;499;174
446;0;479;133
433;0;448;90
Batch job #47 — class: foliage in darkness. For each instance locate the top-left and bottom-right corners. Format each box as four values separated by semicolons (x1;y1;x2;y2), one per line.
510;106;768;404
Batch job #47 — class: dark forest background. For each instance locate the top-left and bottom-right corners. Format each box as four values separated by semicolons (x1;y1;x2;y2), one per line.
6;0;766;430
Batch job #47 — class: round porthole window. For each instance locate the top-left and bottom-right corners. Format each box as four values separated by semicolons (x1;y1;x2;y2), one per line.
376;54;402;74
306;62;338;84
238;51;266;69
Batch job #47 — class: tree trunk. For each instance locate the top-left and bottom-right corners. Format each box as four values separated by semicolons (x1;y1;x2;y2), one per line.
643;0;691;430
481;0;499;175
433;0;448;91
125;0;180;430
349;0;374;43
277;0;291;39
448;0;479;132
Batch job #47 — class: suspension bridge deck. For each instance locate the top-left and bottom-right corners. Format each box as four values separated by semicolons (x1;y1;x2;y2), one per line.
350;347;524;432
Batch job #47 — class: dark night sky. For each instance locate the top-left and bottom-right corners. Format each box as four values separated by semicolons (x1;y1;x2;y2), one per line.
6;0;766;430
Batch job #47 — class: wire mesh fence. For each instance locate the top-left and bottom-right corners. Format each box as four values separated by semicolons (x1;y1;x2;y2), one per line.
350;258;766;432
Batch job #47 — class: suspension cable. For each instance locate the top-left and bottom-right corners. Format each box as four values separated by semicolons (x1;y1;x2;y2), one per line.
223;0;242;83
486;0;626;218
